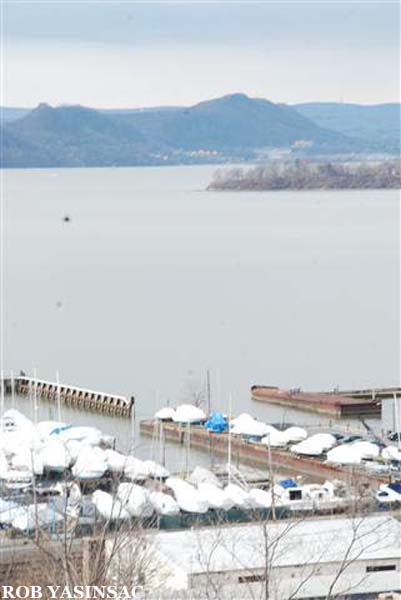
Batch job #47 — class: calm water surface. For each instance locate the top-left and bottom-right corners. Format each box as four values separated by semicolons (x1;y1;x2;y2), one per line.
2;165;399;465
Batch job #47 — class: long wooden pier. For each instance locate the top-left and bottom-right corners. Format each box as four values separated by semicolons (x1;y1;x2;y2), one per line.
1;376;133;417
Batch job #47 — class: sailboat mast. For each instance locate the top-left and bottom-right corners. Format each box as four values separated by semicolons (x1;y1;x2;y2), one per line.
186;420;191;478
33;368;38;425
228;393;232;484
159;419;166;467
11;369;15;408
0;369;4;430
131;400;136;453
206;369;211;415
394;393;401;450
56;370;61;422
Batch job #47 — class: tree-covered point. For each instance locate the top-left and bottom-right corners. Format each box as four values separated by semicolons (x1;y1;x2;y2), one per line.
208;160;401;191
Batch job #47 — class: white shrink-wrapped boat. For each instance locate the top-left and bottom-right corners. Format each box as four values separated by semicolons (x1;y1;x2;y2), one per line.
117;483;154;518
229;413;254;428
0;443;37;486
36;421;67;440
155;407;176;421
40;439;70;473
376;483;401;505
0;505;31;526
326;442;379;465
12;503;67;532
350;441;380;460
1;468;33;490
92;490;130;521
0;420;42;459
0;409;35;434
65;440;82;464
142;460;169;479
197;483;234;510
165;477;195;496
270;479;344;512
104;449;129;473
172;404;206;424
0;497;17;514
248;488;273;509
53;426;103;446
382;445;401;462
261;429;288;448
308;433;337;450
165;477;209;513
0;451;9;477
326;445;362;465
72;447;107;479
282;426;307;443
123;456;149;481
291;433;336;456
223;483;251;509
149;491;180;516
11;446;44;476
0;498;19;525
230;414;270;438
188;466;222;488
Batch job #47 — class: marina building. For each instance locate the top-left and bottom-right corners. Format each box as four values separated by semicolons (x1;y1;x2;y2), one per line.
110;515;401;599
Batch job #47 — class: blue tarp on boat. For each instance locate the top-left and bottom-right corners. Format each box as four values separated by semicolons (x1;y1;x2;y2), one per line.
280;478;298;489
204;412;228;433
50;424;73;436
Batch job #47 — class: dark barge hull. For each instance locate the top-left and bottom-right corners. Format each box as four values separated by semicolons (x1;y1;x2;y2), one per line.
251;386;381;418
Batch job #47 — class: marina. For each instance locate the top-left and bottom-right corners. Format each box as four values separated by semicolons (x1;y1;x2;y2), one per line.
0;379;400;594
0;399;400;538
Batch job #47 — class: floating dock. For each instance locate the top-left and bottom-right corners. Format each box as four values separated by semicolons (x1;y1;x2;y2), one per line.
140;420;387;485
251;385;383;417
1;376;133;417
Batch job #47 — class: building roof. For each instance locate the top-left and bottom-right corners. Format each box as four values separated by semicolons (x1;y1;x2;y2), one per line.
152;516;401;575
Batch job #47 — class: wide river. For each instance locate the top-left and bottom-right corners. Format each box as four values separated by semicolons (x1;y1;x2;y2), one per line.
2;165;399;467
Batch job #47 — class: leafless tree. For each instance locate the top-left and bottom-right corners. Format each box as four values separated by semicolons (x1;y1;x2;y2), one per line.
182;371;207;408
208;159;401;191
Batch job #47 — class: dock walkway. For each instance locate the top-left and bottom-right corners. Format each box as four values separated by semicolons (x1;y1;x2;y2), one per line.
140;420;388;485
1;376;133;417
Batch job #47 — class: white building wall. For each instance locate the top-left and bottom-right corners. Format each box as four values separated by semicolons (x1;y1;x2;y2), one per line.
190;558;401;599
382;396;401;432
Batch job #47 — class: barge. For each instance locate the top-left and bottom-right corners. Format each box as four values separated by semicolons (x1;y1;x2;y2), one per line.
140;420;387;485
251;385;382;417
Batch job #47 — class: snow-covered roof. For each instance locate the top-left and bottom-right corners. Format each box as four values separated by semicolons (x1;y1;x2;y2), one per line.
151;516;401;575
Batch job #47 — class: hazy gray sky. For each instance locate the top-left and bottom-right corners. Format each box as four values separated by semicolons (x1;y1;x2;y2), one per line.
2;1;400;108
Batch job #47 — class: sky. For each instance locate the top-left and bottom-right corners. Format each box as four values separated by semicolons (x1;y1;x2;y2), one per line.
2;1;400;108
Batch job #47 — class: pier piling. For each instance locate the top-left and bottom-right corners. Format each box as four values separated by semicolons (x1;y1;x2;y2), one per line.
1;375;133;417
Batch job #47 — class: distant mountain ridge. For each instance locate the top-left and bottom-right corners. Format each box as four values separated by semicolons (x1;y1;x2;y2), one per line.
1;94;399;168
294;102;400;154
